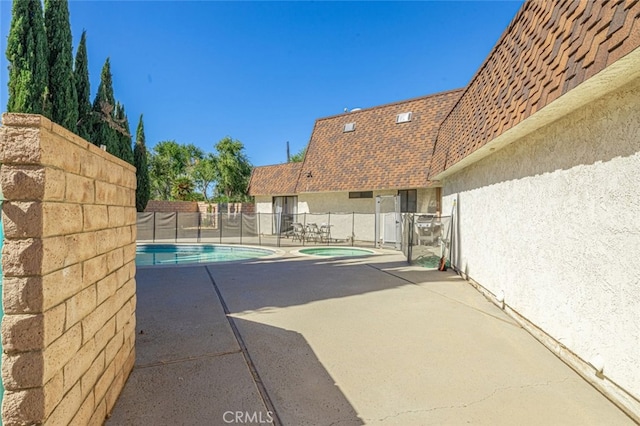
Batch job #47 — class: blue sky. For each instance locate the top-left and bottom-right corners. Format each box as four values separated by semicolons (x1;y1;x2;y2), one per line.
1;1;524;167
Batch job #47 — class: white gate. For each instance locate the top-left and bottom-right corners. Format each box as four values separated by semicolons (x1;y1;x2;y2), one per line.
375;195;401;249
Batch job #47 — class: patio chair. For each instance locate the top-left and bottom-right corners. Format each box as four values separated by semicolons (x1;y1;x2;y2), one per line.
305;223;322;243
320;223;332;243
291;223;305;243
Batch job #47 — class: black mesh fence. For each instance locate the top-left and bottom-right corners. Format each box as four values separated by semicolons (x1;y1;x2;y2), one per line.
402;214;452;268
136;212;453;259
136;212;380;248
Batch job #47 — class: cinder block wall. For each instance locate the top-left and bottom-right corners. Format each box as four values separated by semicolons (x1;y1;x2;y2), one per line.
144;200;255;215
0;113;137;425
144;200;198;213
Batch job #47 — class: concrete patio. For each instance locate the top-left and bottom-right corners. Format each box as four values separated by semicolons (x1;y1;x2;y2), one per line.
107;249;634;425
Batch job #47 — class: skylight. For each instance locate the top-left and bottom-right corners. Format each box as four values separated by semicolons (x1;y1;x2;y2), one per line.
396;112;412;124
344;122;356;132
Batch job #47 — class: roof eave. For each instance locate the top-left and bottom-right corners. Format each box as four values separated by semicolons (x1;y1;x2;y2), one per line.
431;46;640;181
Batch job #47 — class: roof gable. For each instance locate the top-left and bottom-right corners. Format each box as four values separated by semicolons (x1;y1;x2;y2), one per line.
248;162;302;196
296;90;463;193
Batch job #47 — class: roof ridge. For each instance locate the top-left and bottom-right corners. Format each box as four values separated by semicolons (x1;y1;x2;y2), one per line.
314;87;466;123
253;162;302;169
449;1;526;108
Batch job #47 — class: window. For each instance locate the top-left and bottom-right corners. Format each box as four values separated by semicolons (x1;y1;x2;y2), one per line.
349;191;373;199
344;122;356;132
398;189;417;212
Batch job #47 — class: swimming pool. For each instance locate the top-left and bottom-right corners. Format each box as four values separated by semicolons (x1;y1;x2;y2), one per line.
298;247;375;257
136;244;276;266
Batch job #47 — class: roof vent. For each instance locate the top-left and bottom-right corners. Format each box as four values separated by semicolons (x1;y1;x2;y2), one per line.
396;112;412;124
344;122;356;132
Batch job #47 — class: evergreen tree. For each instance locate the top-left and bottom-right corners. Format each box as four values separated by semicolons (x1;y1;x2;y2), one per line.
6;0;50;116
92;58;119;152
114;102;134;164
74;31;91;141
134;115;151;212
44;0;77;132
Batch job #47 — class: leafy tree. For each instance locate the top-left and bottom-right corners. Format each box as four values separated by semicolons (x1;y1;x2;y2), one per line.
289;146;306;163
192;154;217;202
6;0;50;116
134;115;150;212
214;136;252;201
148;141;204;200
74;30;92;141
148;149;173;200
44;0;77;132
92;58;119;152
114;102;134;164
183;144;205;169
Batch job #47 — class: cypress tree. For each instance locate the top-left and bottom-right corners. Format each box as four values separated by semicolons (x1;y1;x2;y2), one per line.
134;115;151;212
114;102;134;164
44;0;77;132
6;0;50;116
74;30;92;142
92;58;118;152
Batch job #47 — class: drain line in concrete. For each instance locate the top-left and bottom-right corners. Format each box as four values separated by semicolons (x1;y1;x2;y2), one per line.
205;266;282;426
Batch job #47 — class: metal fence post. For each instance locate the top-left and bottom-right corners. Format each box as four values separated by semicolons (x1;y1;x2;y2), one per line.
197;212;202;243
258;212;261;246
352;212;355;247
240;212;243;245
152;212;156;243
407;214;413;264
219;210;223;244
327;212;331;245
302;213;306;246
175;212;178;243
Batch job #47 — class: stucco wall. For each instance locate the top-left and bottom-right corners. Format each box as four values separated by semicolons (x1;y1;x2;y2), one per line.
256;189;437;215
0;114;137;425
298;189;437;214
255;190;436;242
416;188;439;214
441;78;640;416
254;197;274;235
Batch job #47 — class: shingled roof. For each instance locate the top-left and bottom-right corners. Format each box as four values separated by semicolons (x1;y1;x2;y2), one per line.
430;0;640;178
248;162;302;196
295;89;463;193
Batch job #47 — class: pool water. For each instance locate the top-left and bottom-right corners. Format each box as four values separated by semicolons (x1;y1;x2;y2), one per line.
298;247;374;257
136;244;275;266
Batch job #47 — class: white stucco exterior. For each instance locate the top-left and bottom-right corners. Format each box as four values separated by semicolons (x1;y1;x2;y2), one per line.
441;78;640;412
253;189;438;242
256;189;438;215
295;188;438;214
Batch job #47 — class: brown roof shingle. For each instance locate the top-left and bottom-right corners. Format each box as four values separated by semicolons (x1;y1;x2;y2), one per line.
296;90;463;193
430;0;640;178
248;162;302;196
